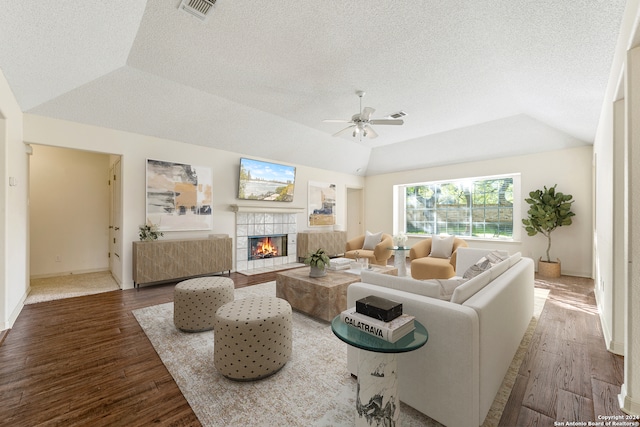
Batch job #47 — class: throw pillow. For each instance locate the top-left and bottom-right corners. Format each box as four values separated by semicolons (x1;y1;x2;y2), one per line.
362;230;383;250
462;250;509;279
485;250;509;264
429;234;455;258
463;256;492;279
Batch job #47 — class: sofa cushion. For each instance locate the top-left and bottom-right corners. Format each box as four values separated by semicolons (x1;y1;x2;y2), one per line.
432;277;469;301
489;258;510;280
451;269;492;304
363;230;382;250
508;252;522;267
429;234;455;258
360;270;441;299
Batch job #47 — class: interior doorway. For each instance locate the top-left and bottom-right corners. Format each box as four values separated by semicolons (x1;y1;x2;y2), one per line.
346;187;364;241
28;146;123;296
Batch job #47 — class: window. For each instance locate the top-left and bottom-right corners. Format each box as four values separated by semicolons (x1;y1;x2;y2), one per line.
395;174;520;240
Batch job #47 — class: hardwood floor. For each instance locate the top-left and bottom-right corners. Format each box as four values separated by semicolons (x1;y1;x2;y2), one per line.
499;274;626;426
0;270;626;426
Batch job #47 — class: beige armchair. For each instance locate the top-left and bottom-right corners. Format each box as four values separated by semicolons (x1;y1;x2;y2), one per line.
344;233;393;266
409;236;468;279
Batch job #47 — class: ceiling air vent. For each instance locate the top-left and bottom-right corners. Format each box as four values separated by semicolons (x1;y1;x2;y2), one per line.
179;0;217;21
387;111;407;119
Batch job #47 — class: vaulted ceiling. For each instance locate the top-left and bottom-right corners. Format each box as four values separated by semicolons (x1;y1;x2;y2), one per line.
0;1;627;175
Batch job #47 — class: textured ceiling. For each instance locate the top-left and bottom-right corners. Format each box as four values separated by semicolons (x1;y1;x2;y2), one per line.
0;0;627;175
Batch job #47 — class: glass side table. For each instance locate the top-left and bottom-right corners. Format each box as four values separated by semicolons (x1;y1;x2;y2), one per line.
389;246;411;276
331;316;428;426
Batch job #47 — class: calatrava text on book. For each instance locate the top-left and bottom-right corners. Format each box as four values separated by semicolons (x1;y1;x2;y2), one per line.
343;315;386;338
339;308;415;342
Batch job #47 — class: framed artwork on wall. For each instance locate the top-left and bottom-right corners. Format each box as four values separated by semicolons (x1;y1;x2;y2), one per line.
237;157;296;202
146;158;213;231
308;181;336;227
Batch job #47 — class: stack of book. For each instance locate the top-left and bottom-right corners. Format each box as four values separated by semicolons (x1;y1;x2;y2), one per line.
339;295;415;343
327;257;352;271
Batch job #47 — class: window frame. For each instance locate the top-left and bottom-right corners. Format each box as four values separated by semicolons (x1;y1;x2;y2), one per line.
393;173;521;242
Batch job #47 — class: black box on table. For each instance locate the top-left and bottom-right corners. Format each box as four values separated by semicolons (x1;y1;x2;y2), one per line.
355;295;403;322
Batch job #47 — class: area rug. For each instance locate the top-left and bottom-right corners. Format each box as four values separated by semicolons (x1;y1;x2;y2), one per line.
133;282;549;427
25;271;120;304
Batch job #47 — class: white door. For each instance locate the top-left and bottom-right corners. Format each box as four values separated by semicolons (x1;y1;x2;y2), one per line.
346;187;364;241
109;158;123;285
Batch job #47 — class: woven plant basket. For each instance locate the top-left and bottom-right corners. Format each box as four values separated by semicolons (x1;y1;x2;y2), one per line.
538;258;561;278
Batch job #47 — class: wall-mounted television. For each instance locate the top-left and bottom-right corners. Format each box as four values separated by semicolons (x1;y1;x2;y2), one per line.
238;158;296;202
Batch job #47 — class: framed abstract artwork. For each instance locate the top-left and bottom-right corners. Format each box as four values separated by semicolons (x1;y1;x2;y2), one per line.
146;159;213;231
308;181;336;227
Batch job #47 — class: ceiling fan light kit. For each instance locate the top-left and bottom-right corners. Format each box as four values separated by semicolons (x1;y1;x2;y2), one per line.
324;91;405;140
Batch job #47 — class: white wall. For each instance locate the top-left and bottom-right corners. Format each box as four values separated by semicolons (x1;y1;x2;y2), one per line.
364;146;593;277
593;0;640;357
0;68;29;330
623;41;640;417
23;114;365;289
29;145;110;277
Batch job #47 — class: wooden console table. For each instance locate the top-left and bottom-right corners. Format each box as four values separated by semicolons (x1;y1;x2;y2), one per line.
133;237;232;287
296;230;347;260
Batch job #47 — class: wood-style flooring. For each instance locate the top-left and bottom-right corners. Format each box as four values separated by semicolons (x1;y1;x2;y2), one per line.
0;270;626;426
499;274;626;426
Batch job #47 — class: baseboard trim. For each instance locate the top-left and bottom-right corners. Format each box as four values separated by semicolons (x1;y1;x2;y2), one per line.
619;384;640;416
595;286;625;355
0;328;9;346
30;268;110;280
3;290;27;330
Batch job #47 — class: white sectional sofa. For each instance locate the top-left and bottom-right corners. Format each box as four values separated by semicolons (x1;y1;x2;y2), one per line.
346;247;535;427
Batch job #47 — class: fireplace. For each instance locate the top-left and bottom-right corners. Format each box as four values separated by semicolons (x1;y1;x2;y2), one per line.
248;234;288;260
233;209;300;272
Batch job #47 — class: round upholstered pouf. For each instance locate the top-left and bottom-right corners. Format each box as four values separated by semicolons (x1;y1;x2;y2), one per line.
173;277;234;332
214;296;292;381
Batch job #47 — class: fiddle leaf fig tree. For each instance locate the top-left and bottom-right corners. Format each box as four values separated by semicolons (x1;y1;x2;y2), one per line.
522;184;575;263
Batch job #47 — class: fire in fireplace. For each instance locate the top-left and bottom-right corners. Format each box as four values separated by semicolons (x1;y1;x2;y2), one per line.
248;234;288;260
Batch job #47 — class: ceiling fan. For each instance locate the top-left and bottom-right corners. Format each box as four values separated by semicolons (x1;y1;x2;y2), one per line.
324;91;405;139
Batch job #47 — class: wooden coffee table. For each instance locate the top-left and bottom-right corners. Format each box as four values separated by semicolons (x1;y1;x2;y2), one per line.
275;265;397;322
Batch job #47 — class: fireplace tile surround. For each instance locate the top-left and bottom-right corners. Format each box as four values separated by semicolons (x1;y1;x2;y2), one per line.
235;212;298;272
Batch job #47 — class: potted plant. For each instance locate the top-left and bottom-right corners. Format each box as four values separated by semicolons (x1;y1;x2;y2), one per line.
522;184;575;277
139;222;163;241
304;248;331;278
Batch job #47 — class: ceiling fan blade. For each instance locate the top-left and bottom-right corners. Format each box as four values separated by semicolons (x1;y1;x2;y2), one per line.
363;124;378;139
369;119;404;125
323;119;352;123
332;125;356;137
360;107;375;121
